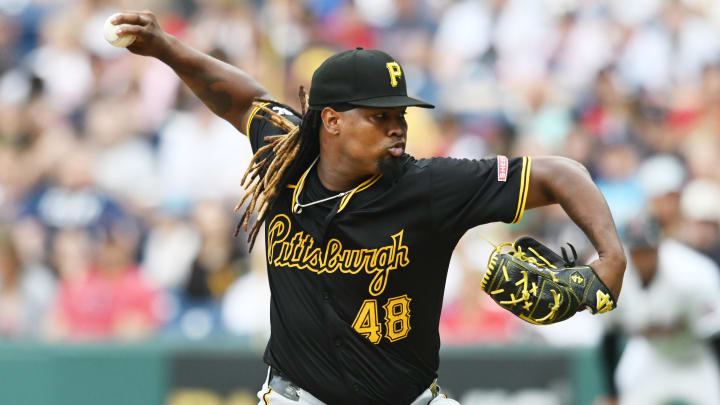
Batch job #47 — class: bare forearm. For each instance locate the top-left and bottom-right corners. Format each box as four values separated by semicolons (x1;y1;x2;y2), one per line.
158;36;268;129
542;159;623;260
527;157;626;297
114;11;269;131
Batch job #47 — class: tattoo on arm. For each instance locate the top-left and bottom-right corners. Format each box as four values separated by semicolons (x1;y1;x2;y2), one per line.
161;37;267;126
195;73;232;116
179;69;235;117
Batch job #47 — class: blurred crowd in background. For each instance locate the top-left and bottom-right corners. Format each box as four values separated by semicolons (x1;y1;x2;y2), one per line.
2;0;720;349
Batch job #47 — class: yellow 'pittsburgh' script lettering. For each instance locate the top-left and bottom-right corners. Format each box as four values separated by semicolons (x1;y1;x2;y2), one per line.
267;214;410;296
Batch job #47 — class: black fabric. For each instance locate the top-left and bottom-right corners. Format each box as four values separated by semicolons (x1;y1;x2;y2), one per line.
600;328;623;398
184;238;247;299
247;103;302;151
308;48;434;110
246;102;527;405
428;156;525;239
290;162;342;244
711;333;720;372
325;102;355;112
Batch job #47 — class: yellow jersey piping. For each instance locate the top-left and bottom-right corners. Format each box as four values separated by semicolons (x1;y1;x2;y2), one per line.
291;159;383;214
291;160;315;212
512;157;532;224
337;174;382;213
262;387;272;404
245;102;271;137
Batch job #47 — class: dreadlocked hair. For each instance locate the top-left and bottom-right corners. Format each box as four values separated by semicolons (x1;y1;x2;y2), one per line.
234;86;321;251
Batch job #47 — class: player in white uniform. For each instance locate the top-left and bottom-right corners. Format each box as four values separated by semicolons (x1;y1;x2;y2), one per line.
602;217;720;405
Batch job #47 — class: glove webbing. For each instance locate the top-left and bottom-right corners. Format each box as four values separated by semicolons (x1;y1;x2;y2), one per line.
480;241;565;324
481;241;561;287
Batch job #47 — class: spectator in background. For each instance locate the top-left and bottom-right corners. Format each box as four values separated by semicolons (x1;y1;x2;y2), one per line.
575;68;632;145
618;0;720;92
184;200;247;301
435;114;488;160
156;86;252;204
85;93;159;212
678;179;720;266
0;227;55;339
141;200;200;292
600;216;720;405
0;148;20;220
47;228;162;341
28;9;94;115
636;154;686;238
593;143;644;228
3;0;720;353
19;148;130;243
440;270;522;345
440;230;524;345
163;200;248;339
222;241;271;343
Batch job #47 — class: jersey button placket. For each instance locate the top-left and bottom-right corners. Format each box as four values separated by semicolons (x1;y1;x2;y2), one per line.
322;291;329;300
334;338;342;347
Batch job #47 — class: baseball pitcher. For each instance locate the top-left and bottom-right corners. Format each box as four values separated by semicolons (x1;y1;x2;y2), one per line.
113;11;626;405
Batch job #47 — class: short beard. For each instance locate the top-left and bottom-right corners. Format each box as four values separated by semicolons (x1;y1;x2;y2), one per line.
377;154;404;181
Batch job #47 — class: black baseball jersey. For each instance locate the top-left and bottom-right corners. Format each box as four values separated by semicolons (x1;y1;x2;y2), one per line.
245;102;531;405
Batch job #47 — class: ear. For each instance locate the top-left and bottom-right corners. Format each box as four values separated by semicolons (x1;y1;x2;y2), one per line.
321;107;341;136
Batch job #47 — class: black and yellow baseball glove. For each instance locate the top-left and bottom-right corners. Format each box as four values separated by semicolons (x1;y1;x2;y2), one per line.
481;236;615;325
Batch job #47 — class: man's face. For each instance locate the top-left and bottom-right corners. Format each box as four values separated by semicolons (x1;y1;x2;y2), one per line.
629;247;659;286
334;106;408;177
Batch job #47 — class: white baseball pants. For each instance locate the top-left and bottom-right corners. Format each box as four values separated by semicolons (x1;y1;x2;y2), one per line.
256;368;461;405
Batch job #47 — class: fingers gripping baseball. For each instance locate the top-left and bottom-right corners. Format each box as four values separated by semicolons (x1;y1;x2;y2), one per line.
113;10;154;26
110;11;169;57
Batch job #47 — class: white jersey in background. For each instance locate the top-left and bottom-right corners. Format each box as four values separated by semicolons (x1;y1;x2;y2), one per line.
607;239;720;405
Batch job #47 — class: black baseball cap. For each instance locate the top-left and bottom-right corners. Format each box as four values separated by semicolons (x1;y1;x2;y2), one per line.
308;48;434;110
623;216;661;250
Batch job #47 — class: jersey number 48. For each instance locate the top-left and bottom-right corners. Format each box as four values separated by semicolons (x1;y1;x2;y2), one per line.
351;295;412;344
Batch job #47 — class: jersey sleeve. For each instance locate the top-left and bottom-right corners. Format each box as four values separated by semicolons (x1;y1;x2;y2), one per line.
244;101;302;154
428;156;531;233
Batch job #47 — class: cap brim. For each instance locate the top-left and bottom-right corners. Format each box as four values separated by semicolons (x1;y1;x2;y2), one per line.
348;95;434;109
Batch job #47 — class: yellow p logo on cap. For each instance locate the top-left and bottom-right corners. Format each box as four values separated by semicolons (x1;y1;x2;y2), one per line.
386;62;402;87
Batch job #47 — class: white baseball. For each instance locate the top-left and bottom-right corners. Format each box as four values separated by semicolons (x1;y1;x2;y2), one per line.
103;14;136;48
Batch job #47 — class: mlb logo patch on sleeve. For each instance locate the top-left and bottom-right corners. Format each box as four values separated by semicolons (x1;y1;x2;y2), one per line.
497;155;508;182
